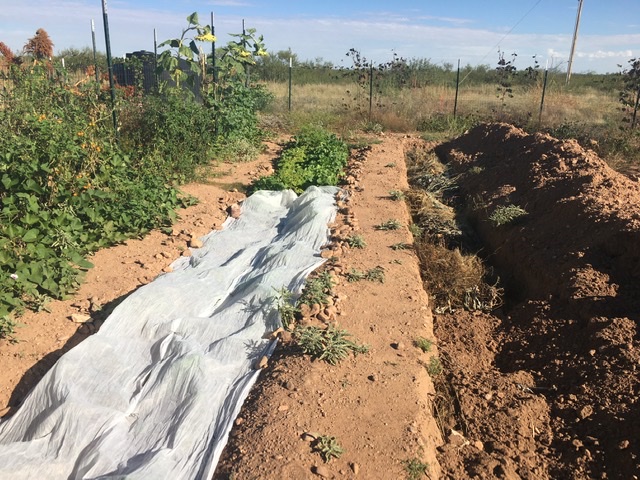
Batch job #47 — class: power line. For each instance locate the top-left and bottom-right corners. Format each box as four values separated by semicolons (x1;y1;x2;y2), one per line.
459;0;544;85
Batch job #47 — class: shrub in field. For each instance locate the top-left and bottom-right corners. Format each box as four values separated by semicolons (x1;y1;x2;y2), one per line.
252;125;349;193
118;89;217;183
619;57;640;129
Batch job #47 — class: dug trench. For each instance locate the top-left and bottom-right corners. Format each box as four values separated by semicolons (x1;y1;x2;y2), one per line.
216;124;640;480
418;123;640;479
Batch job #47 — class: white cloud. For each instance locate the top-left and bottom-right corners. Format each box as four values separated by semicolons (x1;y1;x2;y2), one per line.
577;49;633;59
1;2;637;73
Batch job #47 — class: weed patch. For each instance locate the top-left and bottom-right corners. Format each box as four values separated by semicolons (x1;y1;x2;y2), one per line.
311;435;344;463
489;204;528;226
294;324;369;365
375;219;402;231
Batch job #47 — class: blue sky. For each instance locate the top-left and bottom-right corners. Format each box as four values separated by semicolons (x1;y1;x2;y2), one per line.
1;0;639;73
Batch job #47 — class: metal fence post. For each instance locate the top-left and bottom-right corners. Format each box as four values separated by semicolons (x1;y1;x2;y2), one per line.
453;59;460;118
538;65;549;125
368;63;374;121
101;0;118;136
288;57;292;111
91;19;99;83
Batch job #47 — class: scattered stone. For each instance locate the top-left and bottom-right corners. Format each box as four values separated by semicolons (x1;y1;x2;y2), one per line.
473;440;484;451
618;440;630;449
280;331;293;343
447;429;466;446
578;405;593;419
301;432;315;442
277;404;289;412
309;304;321;316
368;374;378;382
351;462;360;475
189;237;204;249
181;249;192;257
271;327;284;339
89;297;102;313
229;204;242;219
71;299;91;311
392;341;406;351
163;266;173;273
312;465;331;478
254;356;268;370
70;313;92;324
234;417;244;426
299;303;312;318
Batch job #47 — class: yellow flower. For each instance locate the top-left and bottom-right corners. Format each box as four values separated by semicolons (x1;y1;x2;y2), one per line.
257;49;268;57
38;114;46;121
239;50;251;58
195;33;216;42
77;131;85;137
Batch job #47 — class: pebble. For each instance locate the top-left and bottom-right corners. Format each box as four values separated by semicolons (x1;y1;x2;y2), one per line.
163;266;173;273
70;313;92;324
229;204;242;219
277;404;289;412
473;440;484;451
189;238;204;249
181;249;192;257
351;462;360;475
313;465;331;478
254;356;268;370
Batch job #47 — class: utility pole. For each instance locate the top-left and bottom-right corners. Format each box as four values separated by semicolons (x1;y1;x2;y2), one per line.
566;0;584;85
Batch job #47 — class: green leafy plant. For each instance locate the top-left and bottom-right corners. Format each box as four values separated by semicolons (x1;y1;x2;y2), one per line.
346;266;384;283
346;234;366;249
389;189;405;201
403;458;430;480
274;287;298;330
345;268;366;282
298;271;335;307
408;224;423;238
426;356;443;376
375;219;402;230
157;12;215;88
489;204;528;226
252;125;349;193
414;337;433;353
312;435;344;463
618;57;640;129
294;324;369;365
391;242;412;250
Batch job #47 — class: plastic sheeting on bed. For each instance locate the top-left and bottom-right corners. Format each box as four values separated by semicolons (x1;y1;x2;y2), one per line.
0;186;339;480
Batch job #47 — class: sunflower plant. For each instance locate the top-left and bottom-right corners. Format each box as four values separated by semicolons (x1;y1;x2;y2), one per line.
157;12;216;88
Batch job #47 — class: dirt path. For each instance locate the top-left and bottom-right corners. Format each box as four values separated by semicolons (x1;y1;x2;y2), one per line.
215;135;441;479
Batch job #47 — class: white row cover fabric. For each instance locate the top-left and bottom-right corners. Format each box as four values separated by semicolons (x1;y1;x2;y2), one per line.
0;186;338;480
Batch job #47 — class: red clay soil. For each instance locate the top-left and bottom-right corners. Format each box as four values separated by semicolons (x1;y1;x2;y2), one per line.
432;123;640;479
2;125;639;480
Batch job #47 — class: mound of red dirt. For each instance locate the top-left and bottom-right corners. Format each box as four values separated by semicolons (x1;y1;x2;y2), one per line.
434;123;640;479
